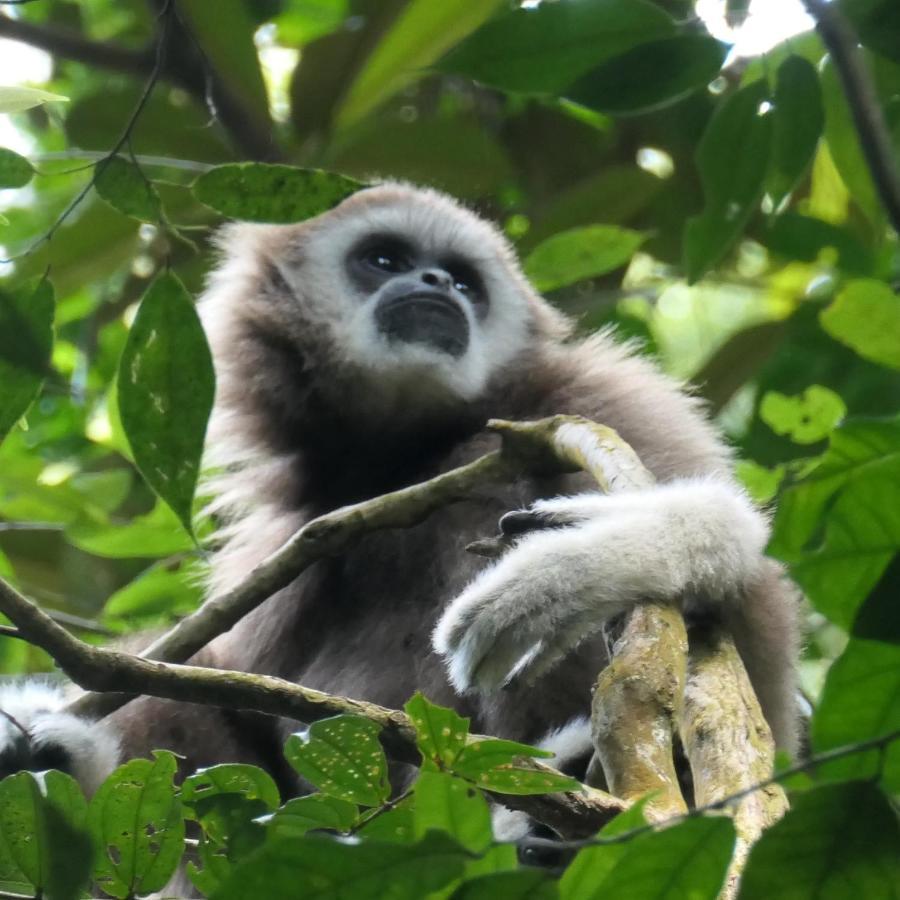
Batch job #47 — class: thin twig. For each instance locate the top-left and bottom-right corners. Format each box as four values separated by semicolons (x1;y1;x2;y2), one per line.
802;0;900;232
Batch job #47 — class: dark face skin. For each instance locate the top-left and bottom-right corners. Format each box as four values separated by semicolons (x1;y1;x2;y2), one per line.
346;234;489;358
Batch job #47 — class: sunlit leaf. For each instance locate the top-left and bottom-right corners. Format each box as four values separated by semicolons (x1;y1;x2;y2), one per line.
524;225;646;292
0;149;33;189
769;55;824;208
0;771;91;900
336;0;505;128
565;35;727;116
193;164;364;223
413;771;492;853
274;0;348;45
820;279;900;371
0;86;67;114
0;279;54;444
89;752;183;899
214;831;466;900
405;692;470;769
811;639;900;791
438;0;674;94
741;782;900;898
284;715;389;806
117;273;214;536
95;155;162;223
684;80;773;282
760;385;846;444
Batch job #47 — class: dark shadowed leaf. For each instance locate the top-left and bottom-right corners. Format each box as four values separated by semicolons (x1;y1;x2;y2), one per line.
95;155;162;223
684;80;773;282
524;225;646;292
762;212;873;274
820;279;900;370
451;869;559;900
405;692;470;769
842;0;900;63
267;794;359;838
437;0;674;94
768;55;824;208
284;715;389;806
117;273;214;536
740;782;900;898
561;815;733;900
88;751;184;900
811;639;900;791
0;770;91;900
565;35;727;116
181;764;281;817
0;148;33;189
413;771;492;852
212;831;467;900
0;279;54;443
193;164;364;223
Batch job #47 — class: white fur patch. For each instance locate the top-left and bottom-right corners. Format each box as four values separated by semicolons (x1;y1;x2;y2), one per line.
434;476;769;692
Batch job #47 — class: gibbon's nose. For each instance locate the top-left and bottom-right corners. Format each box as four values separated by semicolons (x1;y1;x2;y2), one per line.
420;269;453;290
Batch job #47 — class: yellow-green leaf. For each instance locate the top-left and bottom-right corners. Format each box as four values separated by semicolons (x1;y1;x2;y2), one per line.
820;279;900;370
0;86;67;114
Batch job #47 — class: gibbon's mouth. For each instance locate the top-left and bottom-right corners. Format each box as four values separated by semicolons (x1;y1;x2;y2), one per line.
375;291;469;357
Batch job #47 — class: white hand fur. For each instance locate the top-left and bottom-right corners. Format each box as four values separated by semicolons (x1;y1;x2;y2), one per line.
433;477;769;693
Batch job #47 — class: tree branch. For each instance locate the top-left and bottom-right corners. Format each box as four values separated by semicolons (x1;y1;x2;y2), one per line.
802;0;900;233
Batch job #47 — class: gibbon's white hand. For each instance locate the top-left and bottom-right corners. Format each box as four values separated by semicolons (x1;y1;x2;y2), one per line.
433;477;770;693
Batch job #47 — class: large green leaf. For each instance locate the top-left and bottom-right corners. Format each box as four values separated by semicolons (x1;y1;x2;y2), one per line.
0;771;91;900
413;772;492;853
740;782;900;898
66;500;194;558
0;148;34;189
841;0;900;63
193;164;363;223
565;35;727;116
684;80;773;282
94;155;162;224
284;715;390;806
768;55;824;208
451;870;559;900
0;279;54;444
213;831;467;900
437;0;674;94
336;0;505;128
811;639;900;791
769;416;900;628
560;815;734;900
88;752;184;900
524;225;646;292
267;795;358;838
820;279;900;371
117;273;214;537
405;692;470;769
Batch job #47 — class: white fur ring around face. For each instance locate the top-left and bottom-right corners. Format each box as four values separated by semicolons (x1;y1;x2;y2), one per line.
432;477;770;693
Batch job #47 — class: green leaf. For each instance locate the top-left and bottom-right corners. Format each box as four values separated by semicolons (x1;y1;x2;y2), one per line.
88;751;184;900
760;385;846;444
565;35;727;116
181;764;281;818
811;639;900;791
193;164;364;223
560;815;733;900
413;771;492;853
842;0;900;63
103;560;202;629
95;155;162;223
274;0;348;45
684;81;773;283
740;782;900;898
769;416;900;628
0;279;54;444
358;800;415;843
762;212;873;275
213;831;467;900
117;273;214;536
453;738;554;778
524;225;646;292
451;869;559;900
821;57;882;224
452;736;573;794
336;0;505;128
0;86;67;114
66;500;194;558
768;55;824;208
405;693;470;769
0;770;91;900
267;795;359;838
820;279;900;370
0;148;34;189
284;715;390;806
438;0;675;94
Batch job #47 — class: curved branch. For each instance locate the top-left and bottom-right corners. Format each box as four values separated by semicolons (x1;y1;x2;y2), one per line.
802;0;900;233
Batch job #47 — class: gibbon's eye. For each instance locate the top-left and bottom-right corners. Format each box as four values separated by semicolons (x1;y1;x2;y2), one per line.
360;240;413;275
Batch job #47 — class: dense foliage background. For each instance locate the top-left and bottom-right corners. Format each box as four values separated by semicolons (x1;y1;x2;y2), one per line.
0;0;898;897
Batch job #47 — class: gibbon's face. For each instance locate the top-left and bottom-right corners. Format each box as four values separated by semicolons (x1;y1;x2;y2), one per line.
275;185;538;402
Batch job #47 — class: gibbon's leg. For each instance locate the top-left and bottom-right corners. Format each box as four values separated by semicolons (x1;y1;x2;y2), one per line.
433;476;801;751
